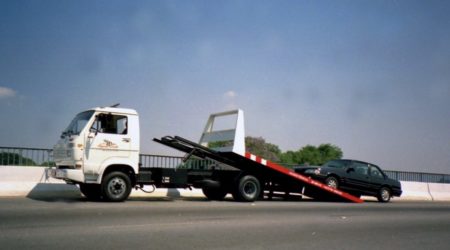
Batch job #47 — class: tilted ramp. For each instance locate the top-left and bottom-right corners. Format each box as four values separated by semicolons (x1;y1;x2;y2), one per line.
154;136;363;203
154;109;363;203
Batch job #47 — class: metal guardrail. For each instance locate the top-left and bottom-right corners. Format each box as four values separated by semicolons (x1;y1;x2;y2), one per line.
1;147;449;183
384;170;450;184
0;147;223;170
0;147;54;167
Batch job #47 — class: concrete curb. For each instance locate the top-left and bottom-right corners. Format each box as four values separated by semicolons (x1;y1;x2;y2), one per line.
398;181;433;201
1;166;450;201
428;183;450;201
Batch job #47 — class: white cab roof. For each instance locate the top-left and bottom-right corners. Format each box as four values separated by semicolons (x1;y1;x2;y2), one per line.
90;107;138;115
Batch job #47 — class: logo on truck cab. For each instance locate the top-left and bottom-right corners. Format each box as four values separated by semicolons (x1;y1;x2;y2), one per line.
98;140;118;149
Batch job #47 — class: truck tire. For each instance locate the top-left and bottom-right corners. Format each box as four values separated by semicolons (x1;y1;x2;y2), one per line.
101;171;132;202
202;186;228;201
79;184;102;201
232;175;261;202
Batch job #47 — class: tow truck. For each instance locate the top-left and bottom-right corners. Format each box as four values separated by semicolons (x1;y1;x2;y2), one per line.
48;105;363;203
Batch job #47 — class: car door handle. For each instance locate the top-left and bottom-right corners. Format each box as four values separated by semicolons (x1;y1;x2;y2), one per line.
122;138;131;143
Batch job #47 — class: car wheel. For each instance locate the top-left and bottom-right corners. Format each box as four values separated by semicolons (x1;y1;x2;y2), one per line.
377;187;391;202
325;176;339;189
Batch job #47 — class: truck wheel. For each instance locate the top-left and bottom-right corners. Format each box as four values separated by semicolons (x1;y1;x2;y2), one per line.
101;171;132;202
377;187;391;203
232;175;261;202
79;184;102;201
202;186;228;200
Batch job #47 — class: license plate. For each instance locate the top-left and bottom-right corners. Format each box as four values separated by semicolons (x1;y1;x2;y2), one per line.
55;170;66;178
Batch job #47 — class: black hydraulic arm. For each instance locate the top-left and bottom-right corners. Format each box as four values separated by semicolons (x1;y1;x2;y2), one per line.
153;136;236;166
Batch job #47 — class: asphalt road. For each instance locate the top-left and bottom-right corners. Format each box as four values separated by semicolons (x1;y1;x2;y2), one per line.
0;196;449;250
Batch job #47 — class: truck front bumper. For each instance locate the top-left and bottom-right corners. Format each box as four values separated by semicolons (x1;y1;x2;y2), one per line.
47;168;85;183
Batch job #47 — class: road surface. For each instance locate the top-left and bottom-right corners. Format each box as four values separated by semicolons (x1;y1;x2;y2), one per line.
0;196;449;250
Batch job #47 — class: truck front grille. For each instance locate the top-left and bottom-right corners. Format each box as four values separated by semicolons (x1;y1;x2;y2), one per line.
54;148;68;159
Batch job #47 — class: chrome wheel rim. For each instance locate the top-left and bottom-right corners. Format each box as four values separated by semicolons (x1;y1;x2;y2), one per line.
326;179;338;189
381;189;390;201
108;177;126;198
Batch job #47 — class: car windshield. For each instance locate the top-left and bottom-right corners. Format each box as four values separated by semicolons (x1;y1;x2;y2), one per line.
370;165;386;178
62;111;94;137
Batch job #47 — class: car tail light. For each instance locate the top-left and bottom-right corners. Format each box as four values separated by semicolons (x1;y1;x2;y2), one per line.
314;168;321;175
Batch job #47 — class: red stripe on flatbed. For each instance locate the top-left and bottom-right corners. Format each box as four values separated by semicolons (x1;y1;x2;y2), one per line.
245;152;364;203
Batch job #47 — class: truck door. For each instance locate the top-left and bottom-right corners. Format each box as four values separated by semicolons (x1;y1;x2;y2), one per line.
84;113;131;178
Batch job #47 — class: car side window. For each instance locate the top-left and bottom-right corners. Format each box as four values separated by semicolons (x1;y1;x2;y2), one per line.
324;160;350;169
370;166;383;179
352;162;369;176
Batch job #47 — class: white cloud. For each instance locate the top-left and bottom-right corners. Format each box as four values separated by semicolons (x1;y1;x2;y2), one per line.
0;87;16;99
224;90;237;99
223;90;238;109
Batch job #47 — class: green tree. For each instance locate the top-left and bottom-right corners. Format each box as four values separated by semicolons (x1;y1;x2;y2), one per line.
279;150;299;165
245;136;282;162
297;145;322;165
0;152;37;166
40;161;55;167
296;144;343;166
210;135;343;167
318;144;343;163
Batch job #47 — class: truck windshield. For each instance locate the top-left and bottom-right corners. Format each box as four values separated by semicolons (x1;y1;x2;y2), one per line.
62;111;95;137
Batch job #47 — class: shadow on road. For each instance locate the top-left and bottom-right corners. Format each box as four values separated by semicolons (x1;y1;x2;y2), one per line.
25;183;372;204
26;183;84;203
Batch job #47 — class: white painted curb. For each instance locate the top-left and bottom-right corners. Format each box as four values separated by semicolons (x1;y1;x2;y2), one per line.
428;183;450;201
398;181;433;201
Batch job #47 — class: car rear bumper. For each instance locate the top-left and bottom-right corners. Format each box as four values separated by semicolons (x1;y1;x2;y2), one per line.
392;188;402;197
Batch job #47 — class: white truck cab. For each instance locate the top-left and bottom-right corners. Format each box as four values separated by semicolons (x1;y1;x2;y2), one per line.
48;106;254;202
50;106;140;201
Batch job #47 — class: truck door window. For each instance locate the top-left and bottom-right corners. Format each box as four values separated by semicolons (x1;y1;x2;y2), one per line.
92;114;127;134
117;117;127;134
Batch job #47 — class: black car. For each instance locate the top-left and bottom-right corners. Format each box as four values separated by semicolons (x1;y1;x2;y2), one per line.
294;159;402;202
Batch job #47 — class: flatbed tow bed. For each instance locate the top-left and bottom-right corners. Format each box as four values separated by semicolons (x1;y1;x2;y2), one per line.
153;110;363;203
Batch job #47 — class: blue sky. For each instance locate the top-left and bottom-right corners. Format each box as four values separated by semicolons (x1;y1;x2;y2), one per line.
1;0;449;174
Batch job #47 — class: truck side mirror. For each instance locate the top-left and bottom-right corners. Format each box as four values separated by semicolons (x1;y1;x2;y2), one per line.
88;128;98;138
347;167;355;173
